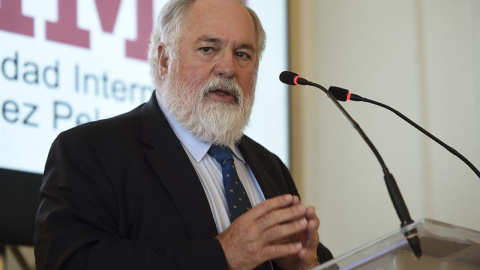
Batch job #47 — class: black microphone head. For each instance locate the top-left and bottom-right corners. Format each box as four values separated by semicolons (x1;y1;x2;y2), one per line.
328;86;350;102
279;71;299;85
279;71;309;85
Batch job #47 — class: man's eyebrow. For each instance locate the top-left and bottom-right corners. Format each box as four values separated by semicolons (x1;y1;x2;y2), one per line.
195;36;256;52
196;36;222;45
237;43;255;52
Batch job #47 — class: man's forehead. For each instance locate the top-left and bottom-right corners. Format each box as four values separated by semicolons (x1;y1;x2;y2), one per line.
182;0;256;43
187;0;247;15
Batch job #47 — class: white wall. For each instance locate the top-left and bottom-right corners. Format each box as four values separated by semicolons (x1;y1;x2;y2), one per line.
290;0;480;257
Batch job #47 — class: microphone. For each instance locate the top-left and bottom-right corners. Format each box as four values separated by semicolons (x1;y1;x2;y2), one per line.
280;70;422;258
328;87;480;179
329;86;363;102
279;71;309;86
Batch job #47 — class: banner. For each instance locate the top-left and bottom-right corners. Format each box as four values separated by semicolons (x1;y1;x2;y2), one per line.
0;0;288;174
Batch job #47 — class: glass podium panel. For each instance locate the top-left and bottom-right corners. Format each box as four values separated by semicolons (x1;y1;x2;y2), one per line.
315;219;480;270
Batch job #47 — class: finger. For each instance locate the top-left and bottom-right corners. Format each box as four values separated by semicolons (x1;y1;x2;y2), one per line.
246;194;295;220
305;207;319;227
260;217;308;243
298;213;321;269
304;208;320;248
261;242;303;261
257;203;307;231
308;216;319;235
305;205;316;216
305;206;319;227
291;195;300;205
305;219;319;247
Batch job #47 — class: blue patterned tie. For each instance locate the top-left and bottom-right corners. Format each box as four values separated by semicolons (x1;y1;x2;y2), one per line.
208;145;253;221
208;145;273;270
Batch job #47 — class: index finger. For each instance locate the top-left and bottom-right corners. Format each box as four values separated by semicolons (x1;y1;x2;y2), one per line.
246;194;295;220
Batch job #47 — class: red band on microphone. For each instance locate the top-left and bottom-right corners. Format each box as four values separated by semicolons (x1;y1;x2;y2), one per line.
293;76;299;85
347;92;352;101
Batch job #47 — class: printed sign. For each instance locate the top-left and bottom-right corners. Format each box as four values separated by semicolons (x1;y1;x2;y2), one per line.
0;0;289;174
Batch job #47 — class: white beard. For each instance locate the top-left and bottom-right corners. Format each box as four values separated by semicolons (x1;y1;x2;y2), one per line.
157;69;255;146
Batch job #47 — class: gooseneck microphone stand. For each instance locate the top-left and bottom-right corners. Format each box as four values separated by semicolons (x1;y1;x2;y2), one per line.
328;86;480;179
280;71;422;258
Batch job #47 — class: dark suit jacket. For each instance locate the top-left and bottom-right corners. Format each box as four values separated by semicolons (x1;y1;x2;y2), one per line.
34;93;332;269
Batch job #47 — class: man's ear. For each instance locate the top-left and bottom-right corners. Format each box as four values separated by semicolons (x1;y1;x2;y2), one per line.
158;44;169;79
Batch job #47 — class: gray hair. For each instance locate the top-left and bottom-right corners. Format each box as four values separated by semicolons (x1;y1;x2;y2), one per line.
147;0;266;86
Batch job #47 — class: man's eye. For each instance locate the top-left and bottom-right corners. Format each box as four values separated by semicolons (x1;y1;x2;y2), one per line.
236;52;251;59
200;47;213;53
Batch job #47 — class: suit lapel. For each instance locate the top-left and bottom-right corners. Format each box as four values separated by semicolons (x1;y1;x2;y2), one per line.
238;138;285;200
140;93;218;239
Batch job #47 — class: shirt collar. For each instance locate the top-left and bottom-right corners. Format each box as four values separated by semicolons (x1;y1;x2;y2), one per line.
155;90;246;164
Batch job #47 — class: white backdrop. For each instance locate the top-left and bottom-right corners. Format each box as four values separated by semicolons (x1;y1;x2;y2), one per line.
0;0;289;174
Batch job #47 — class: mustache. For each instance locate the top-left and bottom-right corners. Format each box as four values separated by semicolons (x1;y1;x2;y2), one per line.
201;77;243;103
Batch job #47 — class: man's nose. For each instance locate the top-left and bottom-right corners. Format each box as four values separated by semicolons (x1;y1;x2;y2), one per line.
214;51;237;78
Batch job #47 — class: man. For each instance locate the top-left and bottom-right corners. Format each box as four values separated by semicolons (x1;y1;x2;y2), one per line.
34;0;333;269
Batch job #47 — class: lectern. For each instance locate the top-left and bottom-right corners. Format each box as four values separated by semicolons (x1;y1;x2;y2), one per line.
315;219;480;270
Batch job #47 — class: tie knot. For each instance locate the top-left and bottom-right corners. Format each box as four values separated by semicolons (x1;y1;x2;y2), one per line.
208;145;234;164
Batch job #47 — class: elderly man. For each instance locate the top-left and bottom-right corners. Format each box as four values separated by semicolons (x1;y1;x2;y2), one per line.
34;0;332;269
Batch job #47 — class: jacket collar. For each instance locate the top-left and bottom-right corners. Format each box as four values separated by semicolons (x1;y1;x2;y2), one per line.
140;92;219;239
